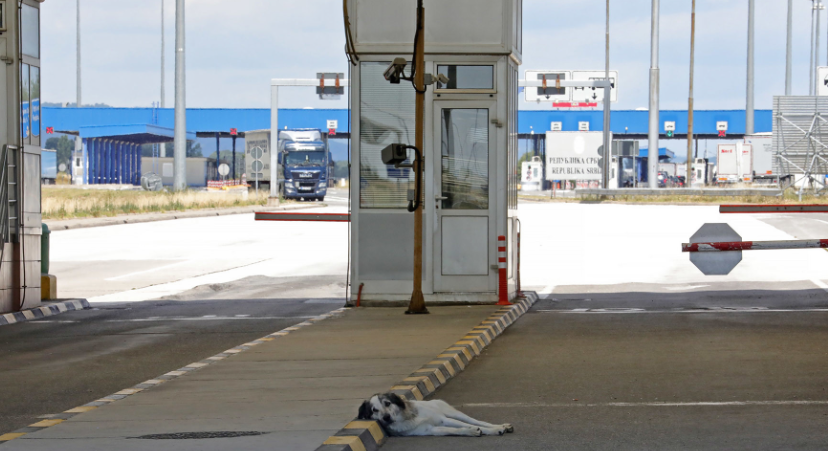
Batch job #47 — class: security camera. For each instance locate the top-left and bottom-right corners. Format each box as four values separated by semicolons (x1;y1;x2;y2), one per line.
383;57;408;84
381;143;409;166
436;73;450;85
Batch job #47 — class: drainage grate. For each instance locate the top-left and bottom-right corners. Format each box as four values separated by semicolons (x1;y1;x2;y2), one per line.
130;431;268;440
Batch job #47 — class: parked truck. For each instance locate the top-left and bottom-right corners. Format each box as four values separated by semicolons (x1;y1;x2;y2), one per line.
279;129;333;201
717;143;753;183
744;133;775;183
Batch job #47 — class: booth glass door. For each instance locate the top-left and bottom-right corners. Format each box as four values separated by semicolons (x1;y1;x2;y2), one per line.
432;102;495;293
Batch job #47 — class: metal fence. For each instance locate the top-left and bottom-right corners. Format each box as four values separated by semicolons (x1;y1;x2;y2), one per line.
772;96;828;180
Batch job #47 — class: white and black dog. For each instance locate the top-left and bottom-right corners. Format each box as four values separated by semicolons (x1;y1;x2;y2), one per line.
358;393;514;437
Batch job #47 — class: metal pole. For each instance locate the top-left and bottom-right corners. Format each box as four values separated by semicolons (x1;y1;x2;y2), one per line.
75;0;83;184
786;0;793;95
215;132;220;181
746;0;755;135
160;0;166;158
602;0;612;189
648;0;660;188
407;0;427;314
688;0;696;186
269;85;280;204
173;0;186;191
811;0;822;95
232;136;236;181
811;1;816;95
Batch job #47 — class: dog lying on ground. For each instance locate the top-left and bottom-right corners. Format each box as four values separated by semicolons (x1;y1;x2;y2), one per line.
358;393;514;437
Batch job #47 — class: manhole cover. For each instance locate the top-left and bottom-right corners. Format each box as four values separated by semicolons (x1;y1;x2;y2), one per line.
130;431;267;440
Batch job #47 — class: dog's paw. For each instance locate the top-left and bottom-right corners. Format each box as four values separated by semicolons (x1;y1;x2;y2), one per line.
474;428;482;437
498;428;505;436
503;423;514;433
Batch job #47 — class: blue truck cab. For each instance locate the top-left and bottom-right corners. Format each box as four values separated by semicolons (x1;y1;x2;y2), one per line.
279;129;333;201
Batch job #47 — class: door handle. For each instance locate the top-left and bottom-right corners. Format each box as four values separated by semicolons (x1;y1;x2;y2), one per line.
435;196;448;201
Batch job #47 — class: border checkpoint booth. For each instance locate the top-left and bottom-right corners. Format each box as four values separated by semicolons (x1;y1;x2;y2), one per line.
347;0;522;304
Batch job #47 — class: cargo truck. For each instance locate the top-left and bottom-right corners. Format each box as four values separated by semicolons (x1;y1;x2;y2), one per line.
716;143;752;183
744;133;775;183
279;129;333;201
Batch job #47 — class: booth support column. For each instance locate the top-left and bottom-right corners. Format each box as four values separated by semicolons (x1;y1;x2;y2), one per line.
407;0;427;315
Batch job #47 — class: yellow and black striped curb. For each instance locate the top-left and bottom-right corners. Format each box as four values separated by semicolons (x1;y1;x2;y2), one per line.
0;307;349;445
0;299;89;327
315;293;539;451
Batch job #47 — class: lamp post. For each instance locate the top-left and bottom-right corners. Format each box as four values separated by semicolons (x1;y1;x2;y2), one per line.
648;0;660;188
173;0;186;191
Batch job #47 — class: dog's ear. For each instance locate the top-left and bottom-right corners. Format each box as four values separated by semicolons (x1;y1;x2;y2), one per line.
387;393;406;410
357;400;372;420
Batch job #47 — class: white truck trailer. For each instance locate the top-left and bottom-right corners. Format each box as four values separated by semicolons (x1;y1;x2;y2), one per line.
744;133;774;183
717;143;753;183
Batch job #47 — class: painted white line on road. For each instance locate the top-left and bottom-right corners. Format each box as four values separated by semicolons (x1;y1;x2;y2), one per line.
325;196;350;201
87;258;275;304
810;278;828;293
462;400;828;408
104;315;319;322
539;285;556;300
664;285;710;291
538;308;828;314
105;260;190;281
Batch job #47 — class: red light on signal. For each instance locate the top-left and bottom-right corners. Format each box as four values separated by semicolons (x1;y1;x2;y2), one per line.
230;128;237;136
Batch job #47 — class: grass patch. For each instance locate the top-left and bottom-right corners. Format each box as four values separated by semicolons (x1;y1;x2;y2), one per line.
42;187;277;220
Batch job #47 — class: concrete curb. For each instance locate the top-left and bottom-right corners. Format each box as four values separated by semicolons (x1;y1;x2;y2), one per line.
0;307;349;445
0;299;89;327
44;203;323;231
315;293;539;451
579;188;782;197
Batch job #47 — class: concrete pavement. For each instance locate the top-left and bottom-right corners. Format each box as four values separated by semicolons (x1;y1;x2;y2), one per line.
382;282;828;451
0;275;347;437
1;304;504;450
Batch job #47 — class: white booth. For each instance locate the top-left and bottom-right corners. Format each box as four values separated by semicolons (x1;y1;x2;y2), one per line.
347;0;523;304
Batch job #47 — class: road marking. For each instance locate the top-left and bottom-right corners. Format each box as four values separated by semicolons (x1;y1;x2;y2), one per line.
812;219;828;226
105;260;190;281
811;278;828;293
103;315;319;322
325;196;350;201
461;400;828;408
539;285;556;300
537;308;828;314
664;285;710;291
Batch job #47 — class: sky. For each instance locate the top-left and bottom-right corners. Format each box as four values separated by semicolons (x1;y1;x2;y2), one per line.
40;0;820;112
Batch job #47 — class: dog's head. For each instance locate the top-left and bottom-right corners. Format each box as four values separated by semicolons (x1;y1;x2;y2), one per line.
357;393;407;425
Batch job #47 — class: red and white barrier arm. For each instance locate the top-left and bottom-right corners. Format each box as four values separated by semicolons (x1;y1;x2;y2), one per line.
682;239;828;252
720;204;828;214
254;212;350;222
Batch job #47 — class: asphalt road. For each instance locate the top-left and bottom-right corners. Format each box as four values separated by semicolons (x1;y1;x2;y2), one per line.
9;200;828;448
0;275;346;437
382;281;828;450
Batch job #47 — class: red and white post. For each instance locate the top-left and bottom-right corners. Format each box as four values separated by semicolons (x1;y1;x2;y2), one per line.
497;235;511;306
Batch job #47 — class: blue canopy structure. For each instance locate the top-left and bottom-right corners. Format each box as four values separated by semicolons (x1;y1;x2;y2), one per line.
76;124;195;186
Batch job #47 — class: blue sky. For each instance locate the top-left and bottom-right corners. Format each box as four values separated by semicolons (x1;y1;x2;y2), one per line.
41;0;817;112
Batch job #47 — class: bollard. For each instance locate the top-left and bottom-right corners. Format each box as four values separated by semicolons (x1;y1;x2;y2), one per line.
497;235;511;305
41;223;50;274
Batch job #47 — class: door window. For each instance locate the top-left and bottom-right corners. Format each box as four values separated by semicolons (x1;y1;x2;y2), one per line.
440;108;489;209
